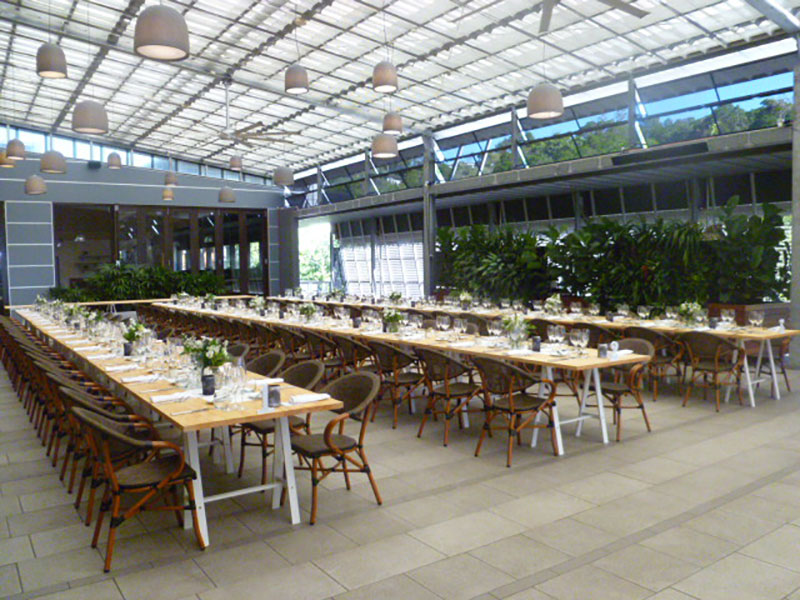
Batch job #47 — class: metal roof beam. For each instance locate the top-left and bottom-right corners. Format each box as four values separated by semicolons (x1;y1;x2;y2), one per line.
744;0;800;33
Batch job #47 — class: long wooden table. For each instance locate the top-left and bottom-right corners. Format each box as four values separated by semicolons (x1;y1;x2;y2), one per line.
271;296;800;407
156;302;652;451
16;309;342;545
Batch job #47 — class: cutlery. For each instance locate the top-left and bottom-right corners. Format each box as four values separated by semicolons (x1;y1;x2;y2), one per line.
171;407;212;416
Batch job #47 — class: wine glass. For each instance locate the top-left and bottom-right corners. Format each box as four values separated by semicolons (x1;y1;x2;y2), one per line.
637;305;651;320
436;314;451;332
532;300;543;313
570;303;583;318
751;310;764;328
452;318;465;337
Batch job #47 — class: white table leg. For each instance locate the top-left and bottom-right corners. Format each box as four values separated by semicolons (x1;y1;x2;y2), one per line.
575;371;591;437
592;368;609;445
530;411;541;448
754;339;765;392
275;416;300;524
765;340;781;400
219;426;234;474
741;349;756;408
552;402;564;456
183;431;209;545
271;420;285;510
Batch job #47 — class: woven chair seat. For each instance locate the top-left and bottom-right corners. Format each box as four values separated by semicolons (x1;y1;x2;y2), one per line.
491;393;548;412
431;381;479;397
291;433;357;458
116;455;196;489
241;416;305;434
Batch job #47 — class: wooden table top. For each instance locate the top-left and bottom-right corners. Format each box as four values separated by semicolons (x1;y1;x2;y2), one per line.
157;303;651;373
266;297;799;342
18;310;342;432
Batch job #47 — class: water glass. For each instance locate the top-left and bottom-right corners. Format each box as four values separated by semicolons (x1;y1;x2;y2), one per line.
436;315;451;332
637;305;651;320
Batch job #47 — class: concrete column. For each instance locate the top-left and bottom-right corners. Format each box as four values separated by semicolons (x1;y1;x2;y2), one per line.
422;134;437;297
511;109;522;169
627;75;638;150
790;62;800;364
363;150;371;197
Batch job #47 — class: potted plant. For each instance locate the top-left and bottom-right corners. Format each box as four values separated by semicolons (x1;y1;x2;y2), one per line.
122;322;146;356
183;337;230;396
299;303;317;321
458;290;473;310
382;308;404;333
250;296;266;315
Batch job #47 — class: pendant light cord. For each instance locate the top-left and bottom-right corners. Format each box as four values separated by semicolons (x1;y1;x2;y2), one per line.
295;2;301;61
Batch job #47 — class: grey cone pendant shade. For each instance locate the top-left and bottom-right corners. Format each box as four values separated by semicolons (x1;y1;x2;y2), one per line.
373;60;398;93
229;155;243;171
134;5;190;61
72;100;109;134
273;166;294;187
40;150;67;174
6;138;25;160
162;187;174;201
219;187;236;203
36;43;68;78
527;82;564;120
285;64;309;94
164;171;178;186
371;133;398;159
107;152;122;169
382;112;402;135
25;175;47;195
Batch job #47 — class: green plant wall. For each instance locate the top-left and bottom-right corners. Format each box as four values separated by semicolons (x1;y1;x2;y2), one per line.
436;198;789;309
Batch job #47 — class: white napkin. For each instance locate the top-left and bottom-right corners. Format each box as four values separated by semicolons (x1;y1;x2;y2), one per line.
614;349;634;357
402;334;425;341
106;364;136;373
450;341;475;348
251;378;284;388
122;374;160;383
87;353;116;360
74;345;101;351
506;348;534;356
150;391;190;403
290;392;330;404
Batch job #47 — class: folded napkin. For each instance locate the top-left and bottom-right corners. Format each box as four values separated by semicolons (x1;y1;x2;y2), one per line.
402;334;425;341
87;353;116;360
150;390;190;404
106;364;136;373
450;341;476;348
290;392;330;405
769;326;786;332
251;378;284;387
122;374;160;383
73;345;101;351
614;349;634;357
506;348;534;356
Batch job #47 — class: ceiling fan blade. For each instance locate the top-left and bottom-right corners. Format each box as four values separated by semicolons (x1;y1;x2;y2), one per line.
240;139;255;148
539;0;557;33
597;0;648;18
234;121;263;136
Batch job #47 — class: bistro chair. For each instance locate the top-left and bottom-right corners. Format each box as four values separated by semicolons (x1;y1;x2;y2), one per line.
291;371;382;524
303;330;344;381
588;338;654;441
71;407;204;572
327;332;376;373
367;340;424;428
472;356;558;466
237;360;325;483
681;331;744;412
415;347;481;446
624;326;683;401
246;350;286;378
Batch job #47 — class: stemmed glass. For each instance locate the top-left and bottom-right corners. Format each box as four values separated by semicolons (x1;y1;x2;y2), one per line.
637;305;651;320
748;310;764;328
452;318;465;338
569;303;583;319
436;314;451;333
488;319;503;342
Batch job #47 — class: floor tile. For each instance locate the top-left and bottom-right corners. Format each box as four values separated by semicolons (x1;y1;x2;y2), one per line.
267;523;356;564
469;534;569;578
611;457;698;485
674;553;800;600
33;580;124;600
194;540;289;586
313;533;444;589
683;508;781;545
642;526;738;567
17;547;105;592
198;562;344;600
504;589;558;600
491;490;594;529
409;510;525;556
332;574;440;600
739;524;800;573
593;544;699;592
524;517;619;557
115;559;215;600
557;472;650;504
328;510;411;545
536;564;651;600
408;554;514;600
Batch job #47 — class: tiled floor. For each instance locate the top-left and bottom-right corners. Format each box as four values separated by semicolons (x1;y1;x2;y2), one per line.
3;368;800;600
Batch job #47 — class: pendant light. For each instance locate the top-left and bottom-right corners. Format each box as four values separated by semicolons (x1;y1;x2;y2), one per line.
229;155;243;171
527;40;563;120
41;148;67;174
37;43;67;79
25;175;47;195
373;61;398;94
284;5;308;94
73;7;109;134
273;166;294;187
164;171;178;186
371;133;398;159
0;152;14;168
107;152;122;169
162;187;174;201
6;138;25;161
382;112;402;135
134;4;190;61
219;187;236;203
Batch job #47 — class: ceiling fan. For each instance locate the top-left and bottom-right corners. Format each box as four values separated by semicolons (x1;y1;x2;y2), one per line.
201;77;297;148
539;0;648;33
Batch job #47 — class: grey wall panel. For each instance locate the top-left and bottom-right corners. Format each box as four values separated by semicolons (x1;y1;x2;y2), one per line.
5;201;52;223
10;287;49;306
7;244;54;267
6;223;53;245
7;266;55;288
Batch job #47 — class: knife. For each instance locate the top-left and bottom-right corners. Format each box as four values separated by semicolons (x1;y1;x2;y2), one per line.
171;407;212;416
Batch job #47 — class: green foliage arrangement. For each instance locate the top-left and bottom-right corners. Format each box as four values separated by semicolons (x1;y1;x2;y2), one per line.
436;198;789;310
50;264;226;302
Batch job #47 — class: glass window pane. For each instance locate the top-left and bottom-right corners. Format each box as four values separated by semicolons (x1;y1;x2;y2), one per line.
244;173;263;184
75;140;91;160
53;204;113;287
102;146;126;164
246;212;266;293
52;136;74;158
206;165;222;178
118;207;138;265
222;213;240;291
639;107;715;147
132;152;152;168
177;160;200;175
18;129;46;154
224;169;240;181
153;155;170;170
171;210;192;272
144;209;165;266
198;210;216;272
716;72;792;101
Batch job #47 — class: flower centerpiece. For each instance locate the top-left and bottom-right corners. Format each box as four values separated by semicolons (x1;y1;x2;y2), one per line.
176;292;191;305
298;303;317;321
458;290;473;310
677;301;705;325
293;287;304;299
543;294;563;316
502;314;528;349
203;293;217;309
122;322;146;356
250;296;266;313
328;289;345;302
388;291;403;305
382;308;404;333
182;336;230;395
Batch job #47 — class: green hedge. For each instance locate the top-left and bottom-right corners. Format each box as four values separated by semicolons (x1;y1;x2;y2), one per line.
436;199;790;309
50;264;227;302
